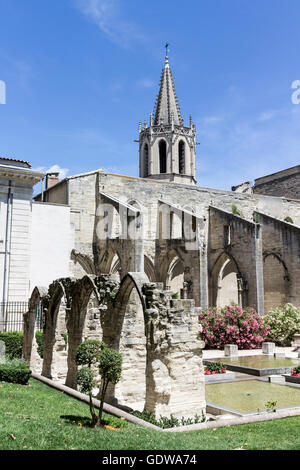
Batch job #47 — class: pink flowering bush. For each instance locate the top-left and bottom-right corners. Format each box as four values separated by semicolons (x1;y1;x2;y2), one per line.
199;304;270;350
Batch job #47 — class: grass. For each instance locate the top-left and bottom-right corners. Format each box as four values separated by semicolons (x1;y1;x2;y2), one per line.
0;378;300;450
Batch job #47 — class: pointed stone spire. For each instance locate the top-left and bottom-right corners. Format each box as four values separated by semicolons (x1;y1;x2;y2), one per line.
153;55;183;126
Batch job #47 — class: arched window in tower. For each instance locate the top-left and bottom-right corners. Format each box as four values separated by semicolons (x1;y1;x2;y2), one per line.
143;143;149;177
178;140;185;175
159;140;167;174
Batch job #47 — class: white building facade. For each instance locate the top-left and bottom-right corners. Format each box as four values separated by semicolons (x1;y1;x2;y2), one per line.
0;158;74;330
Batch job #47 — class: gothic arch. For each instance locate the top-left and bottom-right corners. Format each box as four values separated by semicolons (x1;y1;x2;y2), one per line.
111;272;147;333
71;250;96;276
104;272;148;410
210;252;242;308
263;252;289;313
42;281;68;380
158;248;185;288
110;253;122;281
99;247;122;275
23;286;48;371
65;275;113;389
166;256;184;295
144;255;156;282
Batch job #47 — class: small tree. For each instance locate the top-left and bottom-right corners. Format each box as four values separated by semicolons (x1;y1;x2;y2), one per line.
76;339;122;427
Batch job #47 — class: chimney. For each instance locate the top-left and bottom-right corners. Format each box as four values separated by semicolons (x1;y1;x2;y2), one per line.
46;172;59;190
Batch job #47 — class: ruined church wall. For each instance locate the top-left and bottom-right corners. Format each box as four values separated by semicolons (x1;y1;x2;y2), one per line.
63;172;300;303
258;213;300;310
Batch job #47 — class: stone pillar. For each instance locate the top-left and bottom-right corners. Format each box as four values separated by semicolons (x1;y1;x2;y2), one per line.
134;238;144;273
255;224;264;316
65;329;83;390
197;218;209;309
262;342;275;355
224;344;238;357
144;288;206;419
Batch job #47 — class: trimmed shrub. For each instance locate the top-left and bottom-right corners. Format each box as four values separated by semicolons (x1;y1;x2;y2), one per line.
199;304;269;349
263;303;300;346
76;340;122;428
35;331;44;358
0;358;31;385
0;332;23;359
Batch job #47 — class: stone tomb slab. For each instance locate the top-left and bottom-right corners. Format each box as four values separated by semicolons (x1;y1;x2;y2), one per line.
205;371;236;384
206;379;300;416
203;355;300;377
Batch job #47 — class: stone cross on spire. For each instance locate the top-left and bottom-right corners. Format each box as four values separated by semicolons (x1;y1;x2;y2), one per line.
165;42;169;56
153;51;183;126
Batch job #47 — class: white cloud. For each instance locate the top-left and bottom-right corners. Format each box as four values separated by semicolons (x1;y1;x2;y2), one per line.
75;0;145;48
32;164;69;180
136;78;155;89
202;116;223;125
258;110;278;121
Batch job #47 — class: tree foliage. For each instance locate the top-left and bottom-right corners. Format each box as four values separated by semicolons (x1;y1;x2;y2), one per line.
264;303;300;346
75;339;122;427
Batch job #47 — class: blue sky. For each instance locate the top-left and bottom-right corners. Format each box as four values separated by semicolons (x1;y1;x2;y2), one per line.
0;0;300;190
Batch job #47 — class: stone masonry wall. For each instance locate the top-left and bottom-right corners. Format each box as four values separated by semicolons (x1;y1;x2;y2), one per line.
258;212;300;310
254;167;300;200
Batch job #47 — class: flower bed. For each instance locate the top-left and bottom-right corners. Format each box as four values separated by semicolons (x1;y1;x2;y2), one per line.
204;362;226;375
291;366;300;377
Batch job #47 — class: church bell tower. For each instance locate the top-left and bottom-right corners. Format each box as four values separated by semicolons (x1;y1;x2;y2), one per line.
139;54;197;185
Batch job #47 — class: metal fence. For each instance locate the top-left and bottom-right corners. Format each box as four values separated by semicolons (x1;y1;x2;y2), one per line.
0;301;29;332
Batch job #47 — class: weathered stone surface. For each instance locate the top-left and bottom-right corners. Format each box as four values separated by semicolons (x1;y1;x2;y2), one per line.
224;344;238;357
262;342;275;355
26;274;206;420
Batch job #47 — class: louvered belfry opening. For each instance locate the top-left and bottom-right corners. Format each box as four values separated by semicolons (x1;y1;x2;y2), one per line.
159;140;167;173
143;143;149;177
179;140;185;174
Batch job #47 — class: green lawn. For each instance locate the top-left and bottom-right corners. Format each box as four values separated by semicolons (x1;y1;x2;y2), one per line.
0;378;300;450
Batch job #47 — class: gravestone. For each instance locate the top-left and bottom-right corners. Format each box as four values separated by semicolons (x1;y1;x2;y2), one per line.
262;342;275;355
224;344;238;357
292;334;300;350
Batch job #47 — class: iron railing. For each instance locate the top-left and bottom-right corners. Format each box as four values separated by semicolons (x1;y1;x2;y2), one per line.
0;301;29;332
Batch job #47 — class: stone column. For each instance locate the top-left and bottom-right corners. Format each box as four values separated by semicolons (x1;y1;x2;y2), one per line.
197;218;209;309
65;328;83;390
144;287;206;419
255;224;264;316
